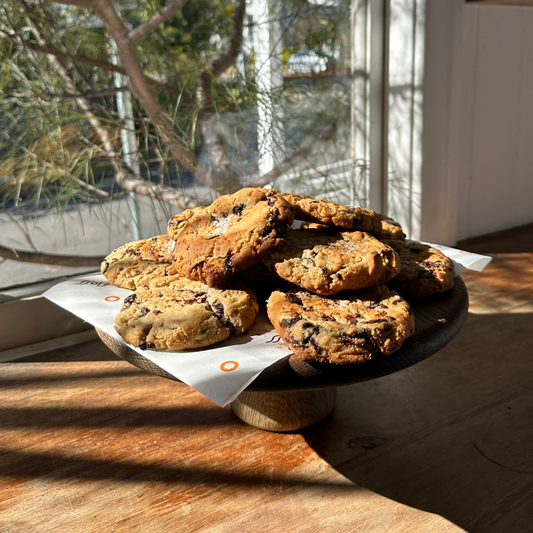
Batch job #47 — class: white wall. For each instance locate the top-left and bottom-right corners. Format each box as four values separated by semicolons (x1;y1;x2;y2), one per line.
421;0;533;244
387;0;425;241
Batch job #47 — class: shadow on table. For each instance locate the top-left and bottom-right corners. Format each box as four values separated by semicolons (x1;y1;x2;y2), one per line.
13;338;121;363
302;311;533;533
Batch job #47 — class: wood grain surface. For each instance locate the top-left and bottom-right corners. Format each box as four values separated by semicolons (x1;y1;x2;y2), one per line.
0;361;461;532
2;227;532;532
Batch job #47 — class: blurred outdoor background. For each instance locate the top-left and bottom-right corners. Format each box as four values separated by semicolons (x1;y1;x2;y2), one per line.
1;0;360;289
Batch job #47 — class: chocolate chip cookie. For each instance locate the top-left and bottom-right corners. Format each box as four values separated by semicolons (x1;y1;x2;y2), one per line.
267;285;415;364
114;279;259;351
264;229;401;295
101;235;178;290
172;187;294;287
382;240;454;298
280;193;381;233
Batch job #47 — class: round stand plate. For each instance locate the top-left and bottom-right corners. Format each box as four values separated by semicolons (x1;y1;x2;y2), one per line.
97;277;469;431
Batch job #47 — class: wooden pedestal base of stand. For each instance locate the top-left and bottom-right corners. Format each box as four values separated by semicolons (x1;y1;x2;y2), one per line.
230;388;337;432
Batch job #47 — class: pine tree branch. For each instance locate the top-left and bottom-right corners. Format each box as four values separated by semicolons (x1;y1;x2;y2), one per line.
85;0;199;176
209;0;246;79
45;0;97;8
129;0;190;45
0;244;103;267
114;171;198;209
37;86;130;100
198;0;246;103
0;30;184;99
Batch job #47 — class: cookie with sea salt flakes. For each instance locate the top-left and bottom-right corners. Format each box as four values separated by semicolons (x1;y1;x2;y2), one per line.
382;240;454;299
267;285;415;364
280;193;382;233
264;228;401;295
101;235;178;290
172;187;294;287
114;278;259;351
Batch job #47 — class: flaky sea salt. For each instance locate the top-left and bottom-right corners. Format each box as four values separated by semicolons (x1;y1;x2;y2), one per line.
212;214;235;236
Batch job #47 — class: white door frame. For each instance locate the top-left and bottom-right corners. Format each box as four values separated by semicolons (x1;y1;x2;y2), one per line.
353;0;431;242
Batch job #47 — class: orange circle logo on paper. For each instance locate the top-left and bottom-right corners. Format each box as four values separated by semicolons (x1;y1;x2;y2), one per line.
105;296;120;302
220;361;239;372
459;250;473;255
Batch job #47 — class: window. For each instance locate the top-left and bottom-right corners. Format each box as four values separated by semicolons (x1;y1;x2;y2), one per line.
0;0;425;354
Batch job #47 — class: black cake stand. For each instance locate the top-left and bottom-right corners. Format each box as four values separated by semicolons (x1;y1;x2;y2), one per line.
97;277;468;432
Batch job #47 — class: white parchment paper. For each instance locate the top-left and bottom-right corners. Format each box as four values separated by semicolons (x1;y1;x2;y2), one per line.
418;241;493;275
43;243;491;407
43;275;291;406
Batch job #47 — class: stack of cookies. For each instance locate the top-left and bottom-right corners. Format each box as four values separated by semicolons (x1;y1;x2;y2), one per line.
102;187;455;364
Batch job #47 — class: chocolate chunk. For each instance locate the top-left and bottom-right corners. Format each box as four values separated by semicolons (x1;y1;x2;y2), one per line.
419;269;437;279
139;342;156;350
286;334;302;348
224;256;234;274
280;316;301;328
232;203;245;216
286;293;303;306
339;331;369;345
367;301;387;310
124;293;138;306
210;300;235;334
260;210;288;239
140;307;150;317
301;324;320;344
310;337;324;355
211;300;225;319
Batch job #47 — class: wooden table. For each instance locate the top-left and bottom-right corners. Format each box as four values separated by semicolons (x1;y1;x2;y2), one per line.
0;360;464;532
2;233;533;532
